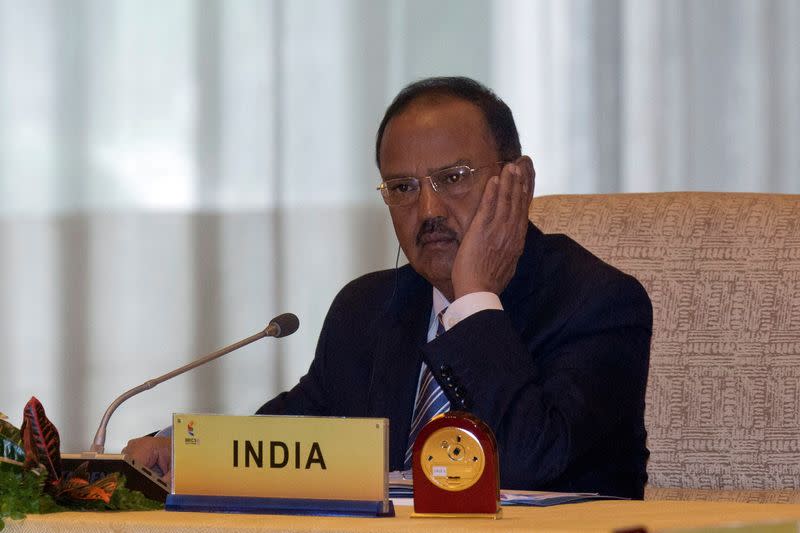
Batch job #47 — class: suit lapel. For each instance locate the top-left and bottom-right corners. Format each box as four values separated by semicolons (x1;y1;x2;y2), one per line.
366;265;431;468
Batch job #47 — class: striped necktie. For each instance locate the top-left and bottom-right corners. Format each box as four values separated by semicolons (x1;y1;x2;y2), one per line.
404;308;451;468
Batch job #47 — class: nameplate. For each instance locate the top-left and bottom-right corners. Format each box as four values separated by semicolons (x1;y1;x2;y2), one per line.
170;413;390;511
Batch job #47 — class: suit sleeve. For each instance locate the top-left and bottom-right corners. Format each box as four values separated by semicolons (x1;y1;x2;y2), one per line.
255;298;340;417
255;273;385;417
254;330;329;416
420;274;652;493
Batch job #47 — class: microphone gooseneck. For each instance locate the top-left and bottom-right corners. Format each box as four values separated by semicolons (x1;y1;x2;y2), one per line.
85;313;300;455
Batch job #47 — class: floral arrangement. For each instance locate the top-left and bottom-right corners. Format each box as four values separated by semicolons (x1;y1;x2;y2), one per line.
0;398;161;530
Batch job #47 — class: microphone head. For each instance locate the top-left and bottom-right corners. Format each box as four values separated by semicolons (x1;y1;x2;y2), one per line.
266;313;299;338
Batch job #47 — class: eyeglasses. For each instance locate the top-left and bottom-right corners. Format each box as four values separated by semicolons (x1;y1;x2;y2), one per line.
376;161;506;207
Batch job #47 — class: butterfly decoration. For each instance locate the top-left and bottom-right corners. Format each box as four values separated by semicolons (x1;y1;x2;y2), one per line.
55;462;119;504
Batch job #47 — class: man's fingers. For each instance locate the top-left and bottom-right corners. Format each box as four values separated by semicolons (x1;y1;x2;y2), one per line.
508;164;528;230
503;164;517;204
507;164;524;220
123;436;171;472
157;447;171;474
520;165;534;228
494;164;516;222
475;174;500;227
493;163;524;237
122;437;148;464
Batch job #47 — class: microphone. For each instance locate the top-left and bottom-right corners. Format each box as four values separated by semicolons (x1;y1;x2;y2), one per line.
264;312;300;338
84;313;299;455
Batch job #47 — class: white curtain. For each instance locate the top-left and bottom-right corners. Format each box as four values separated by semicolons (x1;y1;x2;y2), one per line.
0;0;797;453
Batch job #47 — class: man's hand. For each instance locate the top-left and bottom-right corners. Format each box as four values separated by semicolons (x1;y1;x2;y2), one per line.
122;436;171;483
451;157;534;299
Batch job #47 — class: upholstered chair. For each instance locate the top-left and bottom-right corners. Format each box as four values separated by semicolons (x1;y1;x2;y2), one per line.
531;192;800;502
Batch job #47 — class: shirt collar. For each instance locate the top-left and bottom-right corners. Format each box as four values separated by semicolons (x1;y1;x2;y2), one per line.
432;286;450;316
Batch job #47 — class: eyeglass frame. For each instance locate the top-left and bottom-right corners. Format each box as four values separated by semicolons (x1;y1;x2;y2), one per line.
375;160;509;206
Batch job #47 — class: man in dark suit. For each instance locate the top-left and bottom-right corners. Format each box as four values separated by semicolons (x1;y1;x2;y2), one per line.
126;76;652;498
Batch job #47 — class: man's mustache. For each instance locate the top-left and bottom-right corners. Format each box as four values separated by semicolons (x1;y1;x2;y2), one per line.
416;217;458;246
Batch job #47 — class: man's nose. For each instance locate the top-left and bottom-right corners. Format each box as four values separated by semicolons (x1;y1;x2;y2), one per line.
417;178;447;218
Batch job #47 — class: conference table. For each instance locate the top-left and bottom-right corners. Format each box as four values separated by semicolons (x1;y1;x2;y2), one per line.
6;500;800;533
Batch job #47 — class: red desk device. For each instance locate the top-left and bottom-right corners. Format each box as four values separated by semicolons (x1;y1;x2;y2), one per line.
411;411;501;518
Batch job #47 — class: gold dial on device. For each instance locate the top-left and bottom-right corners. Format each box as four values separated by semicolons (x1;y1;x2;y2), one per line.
420;427;485;491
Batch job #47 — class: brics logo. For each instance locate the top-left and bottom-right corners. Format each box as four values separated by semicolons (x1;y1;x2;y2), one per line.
184;420;198;445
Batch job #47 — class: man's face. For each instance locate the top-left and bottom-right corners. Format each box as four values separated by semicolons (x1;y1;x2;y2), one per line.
378;97;500;296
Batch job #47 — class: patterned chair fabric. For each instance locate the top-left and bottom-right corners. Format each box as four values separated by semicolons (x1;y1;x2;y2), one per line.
529;192;800;498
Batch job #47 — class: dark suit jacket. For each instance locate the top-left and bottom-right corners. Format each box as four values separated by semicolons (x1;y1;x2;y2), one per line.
257;223;652;498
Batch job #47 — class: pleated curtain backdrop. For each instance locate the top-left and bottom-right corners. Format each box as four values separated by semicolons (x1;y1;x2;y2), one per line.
0;0;797;453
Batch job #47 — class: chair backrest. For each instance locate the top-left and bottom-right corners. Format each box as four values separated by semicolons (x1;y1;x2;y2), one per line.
529;192;800;492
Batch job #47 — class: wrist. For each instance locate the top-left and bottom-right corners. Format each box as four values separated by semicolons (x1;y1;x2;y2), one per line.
452;281;497;301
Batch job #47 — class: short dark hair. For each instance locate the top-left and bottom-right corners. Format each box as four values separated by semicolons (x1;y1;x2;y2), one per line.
375;76;521;168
